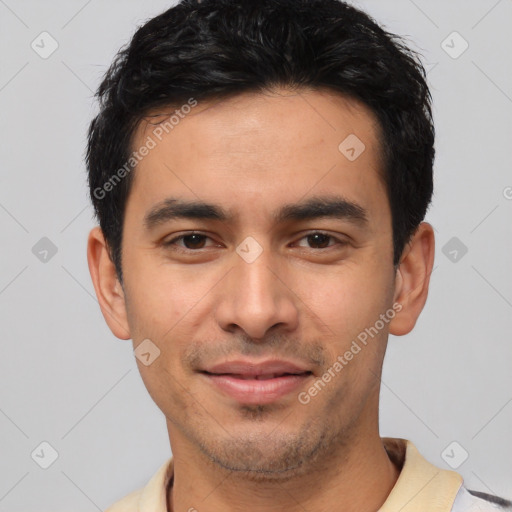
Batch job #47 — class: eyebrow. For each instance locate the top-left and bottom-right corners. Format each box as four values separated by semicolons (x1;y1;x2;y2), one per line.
143;195;368;231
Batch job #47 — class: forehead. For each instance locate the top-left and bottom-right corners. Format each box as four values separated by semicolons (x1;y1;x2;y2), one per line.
126;88;388;228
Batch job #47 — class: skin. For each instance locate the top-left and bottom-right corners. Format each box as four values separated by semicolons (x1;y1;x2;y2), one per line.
87;87;435;512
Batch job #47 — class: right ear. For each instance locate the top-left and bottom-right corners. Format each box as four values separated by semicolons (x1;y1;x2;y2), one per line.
87;226;131;340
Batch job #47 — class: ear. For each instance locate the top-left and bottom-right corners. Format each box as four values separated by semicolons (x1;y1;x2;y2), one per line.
87;226;131;340
389;222;435;336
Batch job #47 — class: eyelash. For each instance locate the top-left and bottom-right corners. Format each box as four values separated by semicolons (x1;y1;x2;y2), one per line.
162;231;348;253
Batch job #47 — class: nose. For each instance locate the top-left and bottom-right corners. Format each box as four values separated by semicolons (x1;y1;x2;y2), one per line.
214;249;299;341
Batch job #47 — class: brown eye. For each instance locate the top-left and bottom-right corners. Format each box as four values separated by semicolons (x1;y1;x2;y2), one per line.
305;233;331;249
295;231;345;249
164;233;214;251
179;234;208;249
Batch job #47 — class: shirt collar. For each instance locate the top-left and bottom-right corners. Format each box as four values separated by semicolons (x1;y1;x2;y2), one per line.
136;438;463;512
379;437;463;511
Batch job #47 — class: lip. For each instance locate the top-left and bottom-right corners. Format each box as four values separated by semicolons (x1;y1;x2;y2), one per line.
200;359;313;404
204;359;311;376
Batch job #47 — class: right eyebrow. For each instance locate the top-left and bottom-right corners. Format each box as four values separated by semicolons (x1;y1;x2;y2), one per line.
143;198;230;231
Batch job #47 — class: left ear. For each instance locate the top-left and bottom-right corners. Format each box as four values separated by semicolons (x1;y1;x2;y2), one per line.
389;222;435;336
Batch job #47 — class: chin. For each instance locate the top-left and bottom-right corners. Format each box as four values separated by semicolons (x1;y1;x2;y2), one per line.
194;423;332;481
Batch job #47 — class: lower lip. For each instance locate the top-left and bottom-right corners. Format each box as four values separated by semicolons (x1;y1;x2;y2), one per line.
202;373;311;404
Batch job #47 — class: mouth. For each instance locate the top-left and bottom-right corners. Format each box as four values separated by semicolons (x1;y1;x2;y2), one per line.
200;368;313;405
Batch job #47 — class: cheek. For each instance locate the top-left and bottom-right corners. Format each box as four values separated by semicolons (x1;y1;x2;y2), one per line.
123;257;200;339
295;262;393;344
136;358;191;422
307;268;391;408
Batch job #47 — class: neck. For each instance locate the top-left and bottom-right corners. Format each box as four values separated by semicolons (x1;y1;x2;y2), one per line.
167;434;400;512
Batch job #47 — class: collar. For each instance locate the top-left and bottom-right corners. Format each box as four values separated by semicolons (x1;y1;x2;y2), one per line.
132;438;463;512
379;437;463;511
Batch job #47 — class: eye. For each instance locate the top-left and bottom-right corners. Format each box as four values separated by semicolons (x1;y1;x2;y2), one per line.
163;232;217;251
294;231;347;250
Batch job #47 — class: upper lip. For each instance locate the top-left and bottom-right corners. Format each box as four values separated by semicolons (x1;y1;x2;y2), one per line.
202;359;311;377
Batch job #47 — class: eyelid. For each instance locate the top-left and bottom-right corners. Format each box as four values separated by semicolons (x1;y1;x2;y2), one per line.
163;230;348;252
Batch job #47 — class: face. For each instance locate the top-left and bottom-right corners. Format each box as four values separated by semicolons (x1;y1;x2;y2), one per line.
103;88;403;478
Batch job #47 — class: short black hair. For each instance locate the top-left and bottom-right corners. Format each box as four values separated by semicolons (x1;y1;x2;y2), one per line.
86;0;434;284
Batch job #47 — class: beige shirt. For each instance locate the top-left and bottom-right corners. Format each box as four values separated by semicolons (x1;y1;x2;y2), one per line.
105;437;482;512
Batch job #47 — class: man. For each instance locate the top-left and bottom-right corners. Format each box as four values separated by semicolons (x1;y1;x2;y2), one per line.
85;0;511;510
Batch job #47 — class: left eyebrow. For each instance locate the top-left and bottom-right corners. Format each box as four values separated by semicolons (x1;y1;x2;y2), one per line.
273;195;368;226
143;195;368;231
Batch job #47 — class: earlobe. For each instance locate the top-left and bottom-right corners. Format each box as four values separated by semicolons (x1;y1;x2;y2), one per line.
389;222;435;336
87;226;131;340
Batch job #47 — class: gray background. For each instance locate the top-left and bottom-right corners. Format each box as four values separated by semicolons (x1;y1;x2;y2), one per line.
1;0;511;510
